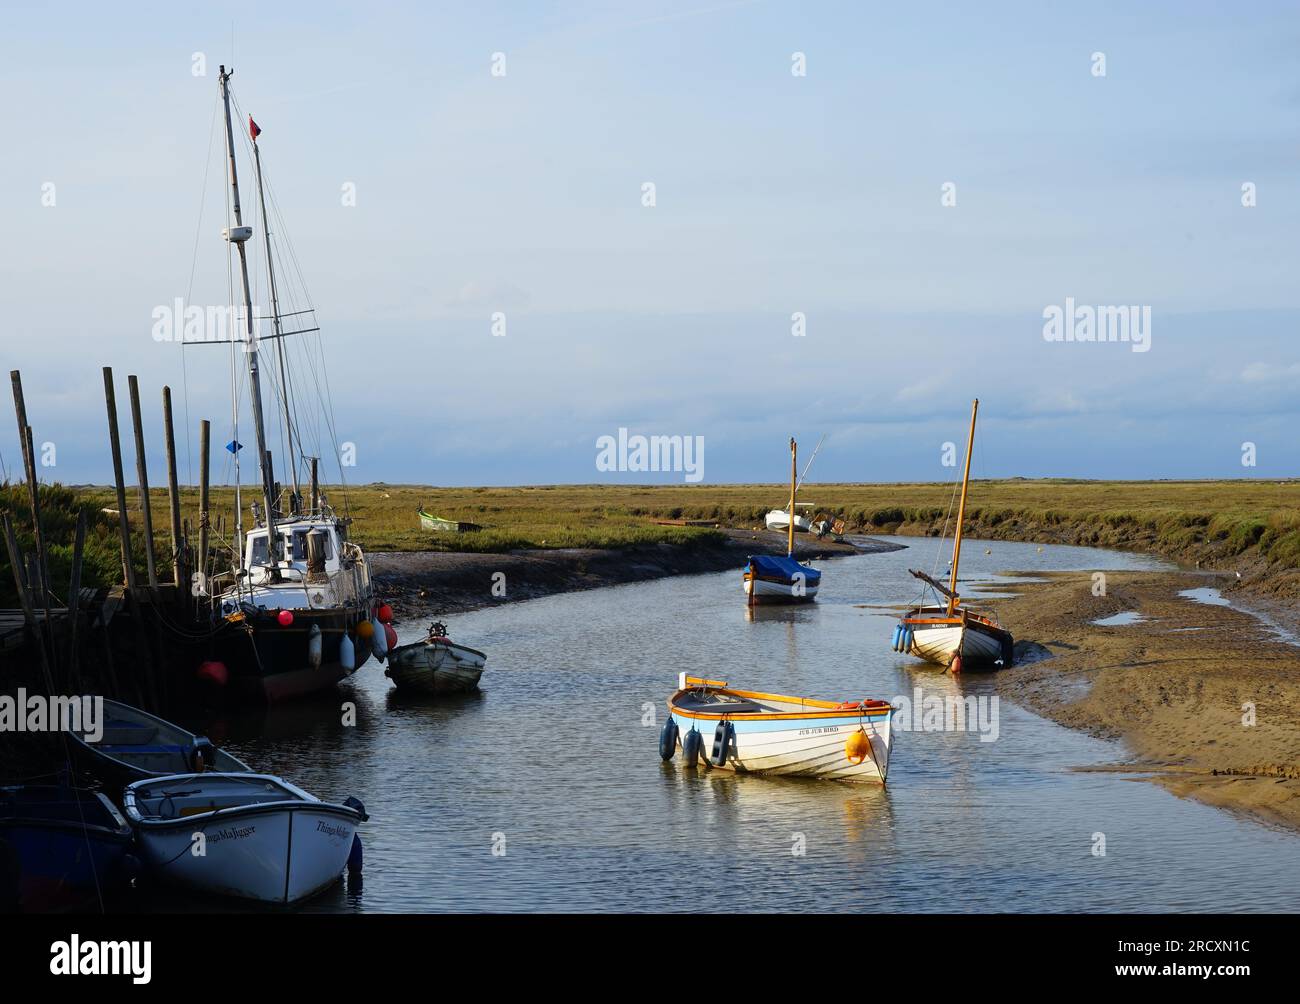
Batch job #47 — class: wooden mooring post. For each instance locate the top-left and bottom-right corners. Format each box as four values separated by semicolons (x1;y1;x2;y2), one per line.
162;385;186;603
127;374;158;590
102;367;136;590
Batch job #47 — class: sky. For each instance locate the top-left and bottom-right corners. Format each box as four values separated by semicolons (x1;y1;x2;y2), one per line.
1;0;1297;488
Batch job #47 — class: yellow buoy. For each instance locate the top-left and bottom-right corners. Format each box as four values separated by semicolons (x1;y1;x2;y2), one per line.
845;729;871;765
356;619;374;640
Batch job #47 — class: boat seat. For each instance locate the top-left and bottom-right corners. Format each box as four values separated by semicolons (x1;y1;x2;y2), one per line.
679;693;765;715
97;725;158;745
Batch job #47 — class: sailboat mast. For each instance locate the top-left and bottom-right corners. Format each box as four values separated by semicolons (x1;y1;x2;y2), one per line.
787;437;797;558
251;134;303;507
947;398;979;614
218;66;280;565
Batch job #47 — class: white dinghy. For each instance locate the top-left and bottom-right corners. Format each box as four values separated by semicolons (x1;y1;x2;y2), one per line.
123;773;367;905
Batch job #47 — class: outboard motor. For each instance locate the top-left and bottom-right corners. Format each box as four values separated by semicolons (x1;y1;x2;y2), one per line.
189;736;216;772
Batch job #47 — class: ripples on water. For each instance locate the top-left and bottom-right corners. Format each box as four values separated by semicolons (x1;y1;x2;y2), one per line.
185;539;1298;913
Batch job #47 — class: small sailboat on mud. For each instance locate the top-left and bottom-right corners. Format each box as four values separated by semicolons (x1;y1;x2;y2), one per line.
744;438;822;605
891;399;1013;672
659;675;895;783
192;67;377;702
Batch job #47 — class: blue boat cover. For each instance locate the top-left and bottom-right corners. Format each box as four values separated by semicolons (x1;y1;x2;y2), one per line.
746;554;822;583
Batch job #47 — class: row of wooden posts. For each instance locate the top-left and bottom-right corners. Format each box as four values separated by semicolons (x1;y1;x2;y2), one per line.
4;366;217;707
6;365;325;706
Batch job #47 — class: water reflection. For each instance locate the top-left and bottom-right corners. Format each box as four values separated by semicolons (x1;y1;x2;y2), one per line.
133;538;1300;913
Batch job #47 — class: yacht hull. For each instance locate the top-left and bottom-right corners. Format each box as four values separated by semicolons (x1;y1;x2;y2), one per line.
216;607;371;703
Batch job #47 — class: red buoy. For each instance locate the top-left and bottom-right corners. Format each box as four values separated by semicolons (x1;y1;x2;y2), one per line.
384;622;398;651
950;655;963;675
197;660;229;686
277;609;294;627
377;603;394;624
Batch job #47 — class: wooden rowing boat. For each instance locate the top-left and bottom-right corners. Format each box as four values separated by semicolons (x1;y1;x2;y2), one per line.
124;772;367;905
385;622;486;695
661;674;895;783
67;698;252;796
418;509;482;533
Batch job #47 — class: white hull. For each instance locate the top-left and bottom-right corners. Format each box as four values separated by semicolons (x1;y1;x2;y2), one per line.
385;638;486;694
764;509;812;534
901;608;1011;668
125;774;362;904
672;715;892;782
743;577;819;603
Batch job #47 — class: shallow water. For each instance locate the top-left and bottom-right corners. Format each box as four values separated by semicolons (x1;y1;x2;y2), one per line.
1093;611;1147;627
181;539;1299;913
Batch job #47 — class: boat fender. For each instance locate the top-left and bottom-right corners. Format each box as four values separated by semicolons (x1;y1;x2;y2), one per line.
950;654;963;675
343;795;370;822
383;622;399;654
196;660;229;687
890;624;902;651
377;603;394;624
845;728;872;765
903;627;914;653
339;633;356;672
370;617;388;662
710;721;734;766
682;727;702;767
307;623;323;670
347;834;364;874
659;719;679;761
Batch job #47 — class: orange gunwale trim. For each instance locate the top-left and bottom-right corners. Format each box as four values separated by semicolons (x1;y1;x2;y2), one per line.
668;680;893;722
903;614;1007;631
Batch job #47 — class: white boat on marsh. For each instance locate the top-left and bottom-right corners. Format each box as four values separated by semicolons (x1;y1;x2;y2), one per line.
661;674;896;784
385;622;486;695
763;504;814;534
123;772;367;905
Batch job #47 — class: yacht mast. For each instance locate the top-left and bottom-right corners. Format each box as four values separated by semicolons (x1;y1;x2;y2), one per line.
251;124;303;508
787;437;797;558
947;398;979;615
218;65;280;565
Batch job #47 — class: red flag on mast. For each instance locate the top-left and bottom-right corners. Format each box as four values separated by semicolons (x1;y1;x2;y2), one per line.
249;115;261;141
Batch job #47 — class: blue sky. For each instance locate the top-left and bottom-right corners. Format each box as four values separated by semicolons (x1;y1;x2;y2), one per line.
1;1;1297;487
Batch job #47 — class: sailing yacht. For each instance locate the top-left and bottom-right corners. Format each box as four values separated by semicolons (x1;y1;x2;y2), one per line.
743;438;821;605
891;399;1013;672
203;66;376;702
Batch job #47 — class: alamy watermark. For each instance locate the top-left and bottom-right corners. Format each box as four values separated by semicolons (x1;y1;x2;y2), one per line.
890;687;999;742
1042;297;1151;353
0;690;103;741
151;298;265;347
595;428;704;483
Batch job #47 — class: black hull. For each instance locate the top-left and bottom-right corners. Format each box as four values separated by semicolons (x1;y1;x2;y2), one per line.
215;608;371;703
